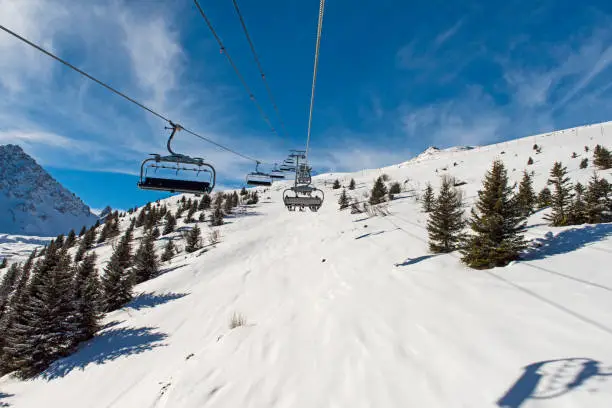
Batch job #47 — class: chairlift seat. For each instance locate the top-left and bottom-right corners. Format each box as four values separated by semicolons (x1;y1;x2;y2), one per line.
138;177;211;194
247;178;273;187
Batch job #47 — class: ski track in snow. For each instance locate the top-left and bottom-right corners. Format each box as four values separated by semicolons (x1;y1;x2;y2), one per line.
1;122;612;407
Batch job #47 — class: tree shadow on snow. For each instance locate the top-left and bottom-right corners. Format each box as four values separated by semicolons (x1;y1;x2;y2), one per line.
41;326;168;380
0;392;14;407
394;254;439;267
156;263;188;278
497;358;612;408
126;292;188;311
522;224;612;261
355;230;386;240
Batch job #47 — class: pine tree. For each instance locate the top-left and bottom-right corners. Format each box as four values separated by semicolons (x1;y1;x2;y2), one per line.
580;158;588;169
96;218;110;244
537;187;552;209
388;182;401;200
567;182;587;225
135;209;146;228
527;156;534;165
72;253;101;343
101;229;134;312
0;258;6;269
163;211;176;235
55;234;65;248
3;248;77;378
422;183;435;212
144;207;157;230
333;179;341;189
198;212;206;222
79;225;87;237
246;191;259;205
543;162;573;226
427;176;466;253
349;178;356;190
369;176;388;205
75;228;95;263
232;191;239;207
240;187;248;196
211;205;224;226
214;192;224;207
585;172;612;223
0;263;20;318
133;232;159;284
185;224;202;253
186;205;197;223
223;197;233;214
461;160;527;269
593;144;612;170
161;240;176;262
338;189;349;209
65;229;77;248
516;170;536;216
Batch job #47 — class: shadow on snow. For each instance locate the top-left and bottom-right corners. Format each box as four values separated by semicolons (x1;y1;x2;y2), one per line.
355;230;386;240
0;392;14;407
498;358;612;408
41;326;168;380
522;224;612;261
394;254;439;267
126;292;188;311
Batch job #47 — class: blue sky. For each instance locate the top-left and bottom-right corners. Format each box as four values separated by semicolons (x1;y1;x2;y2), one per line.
1;0;612;211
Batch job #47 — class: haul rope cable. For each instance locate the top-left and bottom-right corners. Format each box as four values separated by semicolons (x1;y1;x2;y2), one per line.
305;0;325;162
193;0;281;142
231;0;289;140
0;23;261;164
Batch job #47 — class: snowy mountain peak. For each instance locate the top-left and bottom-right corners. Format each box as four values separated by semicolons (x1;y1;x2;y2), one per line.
0;144;98;236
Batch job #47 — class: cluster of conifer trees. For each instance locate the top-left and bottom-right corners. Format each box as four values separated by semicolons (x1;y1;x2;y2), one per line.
423;149;611;269
0;187;262;378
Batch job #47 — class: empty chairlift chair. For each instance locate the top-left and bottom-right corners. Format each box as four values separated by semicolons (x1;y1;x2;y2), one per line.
246;162;273;187
282;161;324;212
137;122;216;195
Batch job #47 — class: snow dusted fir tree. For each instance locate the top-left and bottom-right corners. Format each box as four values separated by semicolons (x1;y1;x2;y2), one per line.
369;176;388;205
101;227;134;312
338;189;349;209
72;253;101;343
161;239;176;262
422;183;435;212
516;170;536;217
537;187;552;209
567;182;587;225
133;231;159;284
461;160;527;269
163;210;176;235
348;178;356;190
544;162;573;226
185;224;202;253
427;175;465;253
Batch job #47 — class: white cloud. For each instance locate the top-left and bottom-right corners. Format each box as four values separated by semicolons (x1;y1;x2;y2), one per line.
434;18;465;48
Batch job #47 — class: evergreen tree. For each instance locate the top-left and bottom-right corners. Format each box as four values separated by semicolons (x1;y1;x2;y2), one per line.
427;176;466;253
163;211;176;235
338;189;349;209
461;160;527;269
527;156;534;165
152;226;161;239
247;191;259;205
369;176;388;205
593;144;612;170
388;182;401;199
232;191;239;207
72;253;101;343
200;194;212;210
585;172;612;223
214;192;224;207
135;209;146;228
537;187;552;209
0;258;6;269
543;162;573;226
240;187;248;196
580;158;588;169
55;234;65;248
133;232;159;284
516;170;536;216
93;219;100;230
65;229;76;248
422;183;435;212
144;207;157;230
3;248;77;378
332;179;341;189
348;178;356;190
198;212;206;222
0;263;20;318
75;228;96;263
211;205;224;226
223;197;233;214
185;224;202;253
97;218;110;244
186;205;197;223
101;228;134;312
567;182;588;225
161;240;176;262
79;225;87;237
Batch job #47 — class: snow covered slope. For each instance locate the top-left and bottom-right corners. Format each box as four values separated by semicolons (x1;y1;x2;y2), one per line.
0;144;98;236
2;122;612;408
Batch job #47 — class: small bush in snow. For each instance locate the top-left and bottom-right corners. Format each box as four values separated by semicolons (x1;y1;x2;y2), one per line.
580;158;588;169
209;229;221;245
229;312;247;329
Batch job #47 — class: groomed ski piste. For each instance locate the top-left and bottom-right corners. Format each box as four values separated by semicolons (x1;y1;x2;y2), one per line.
1;122;612;407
